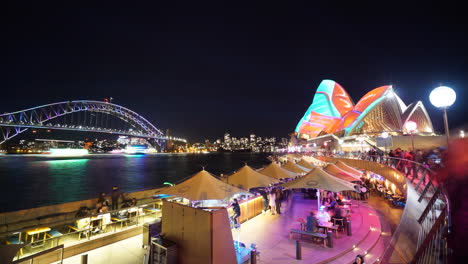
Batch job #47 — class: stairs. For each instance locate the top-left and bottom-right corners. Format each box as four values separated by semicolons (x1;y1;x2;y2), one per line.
323;204;384;264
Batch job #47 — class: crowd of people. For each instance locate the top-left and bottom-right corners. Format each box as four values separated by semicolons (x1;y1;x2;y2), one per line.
359;147;447;171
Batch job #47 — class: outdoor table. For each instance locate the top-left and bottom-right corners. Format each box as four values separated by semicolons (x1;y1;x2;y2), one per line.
26;227;51;247
339;205;351;215
318;222;339;238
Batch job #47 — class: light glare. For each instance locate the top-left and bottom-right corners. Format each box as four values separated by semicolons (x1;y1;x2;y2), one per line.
430;86;456;108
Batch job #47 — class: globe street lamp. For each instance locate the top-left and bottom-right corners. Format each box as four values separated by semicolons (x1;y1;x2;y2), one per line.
405;121;417;151
429;86;456;145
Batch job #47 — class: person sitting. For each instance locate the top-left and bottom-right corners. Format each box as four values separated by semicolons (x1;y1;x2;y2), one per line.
353;254;365;264
130;197;137;206
328;199;337;210
306;211;318;233
336;192;343;203
317;208;331;232
332;207;345;227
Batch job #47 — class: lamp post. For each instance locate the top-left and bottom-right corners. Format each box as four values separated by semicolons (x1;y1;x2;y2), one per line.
405;121;417;151
429;86;456;145
381;132;389;154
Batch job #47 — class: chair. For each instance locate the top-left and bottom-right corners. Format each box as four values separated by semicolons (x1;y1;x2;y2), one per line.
333;218;345;232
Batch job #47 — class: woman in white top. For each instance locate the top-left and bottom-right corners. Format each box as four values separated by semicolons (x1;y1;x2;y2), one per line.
268;191;276;215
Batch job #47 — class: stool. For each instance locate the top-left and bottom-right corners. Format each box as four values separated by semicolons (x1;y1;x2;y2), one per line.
333;218;345;232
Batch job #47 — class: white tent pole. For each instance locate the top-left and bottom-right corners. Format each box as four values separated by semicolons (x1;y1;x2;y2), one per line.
317;189;320;210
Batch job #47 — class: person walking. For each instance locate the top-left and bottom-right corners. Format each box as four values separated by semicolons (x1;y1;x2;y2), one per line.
231;199;241;228
269;189;277;215
111;186;121;210
275;188;282;214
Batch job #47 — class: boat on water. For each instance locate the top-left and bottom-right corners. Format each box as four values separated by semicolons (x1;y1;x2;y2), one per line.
48;148;89;156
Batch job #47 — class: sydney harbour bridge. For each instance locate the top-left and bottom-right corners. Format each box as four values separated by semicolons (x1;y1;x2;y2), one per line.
0;100;186;148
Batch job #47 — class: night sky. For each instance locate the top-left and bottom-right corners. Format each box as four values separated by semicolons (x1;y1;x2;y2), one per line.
2;2;467;142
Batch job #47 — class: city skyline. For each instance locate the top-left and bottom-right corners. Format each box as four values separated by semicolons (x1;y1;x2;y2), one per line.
2;2;467;142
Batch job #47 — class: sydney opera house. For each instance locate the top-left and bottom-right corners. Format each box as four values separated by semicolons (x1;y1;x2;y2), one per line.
294;80;440;150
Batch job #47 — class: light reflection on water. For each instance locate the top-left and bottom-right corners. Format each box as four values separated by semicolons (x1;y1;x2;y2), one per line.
0;153;271;212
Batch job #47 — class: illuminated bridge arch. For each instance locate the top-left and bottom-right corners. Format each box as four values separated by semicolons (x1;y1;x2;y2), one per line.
0;100;184;146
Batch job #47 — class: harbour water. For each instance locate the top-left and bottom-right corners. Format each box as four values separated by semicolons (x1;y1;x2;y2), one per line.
0;152;272;213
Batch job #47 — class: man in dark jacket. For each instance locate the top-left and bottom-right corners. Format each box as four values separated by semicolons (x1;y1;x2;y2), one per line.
231;199;241;228
111;186;121;210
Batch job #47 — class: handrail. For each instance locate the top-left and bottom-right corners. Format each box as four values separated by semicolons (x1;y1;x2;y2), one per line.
13;244;64;264
0;200;160;238
312;153;451;263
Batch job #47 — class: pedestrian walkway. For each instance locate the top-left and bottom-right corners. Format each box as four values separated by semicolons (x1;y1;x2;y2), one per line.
233;192;388;263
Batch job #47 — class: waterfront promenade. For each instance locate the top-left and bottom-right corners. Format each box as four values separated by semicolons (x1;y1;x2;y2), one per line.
57;192;397;264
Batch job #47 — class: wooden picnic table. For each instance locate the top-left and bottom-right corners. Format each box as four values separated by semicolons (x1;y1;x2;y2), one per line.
318;222;339;238
26;227;51;247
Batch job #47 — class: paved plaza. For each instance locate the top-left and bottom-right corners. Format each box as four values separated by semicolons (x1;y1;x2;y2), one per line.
59;192;401;264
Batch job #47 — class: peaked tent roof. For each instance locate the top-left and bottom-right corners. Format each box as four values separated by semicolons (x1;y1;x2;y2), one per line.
259;162;296;179
281;168;356;192
323;164;361;182
296;159;316;170
335;161;363;177
156;170;246;201
224;165;278;190
282;161;308;173
301;156;327;166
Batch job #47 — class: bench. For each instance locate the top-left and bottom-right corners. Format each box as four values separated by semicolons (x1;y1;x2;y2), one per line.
68;224;88;240
289;229;328;247
46;229;62;238
46;229;63;246
111;215;129;228
143;207;162;217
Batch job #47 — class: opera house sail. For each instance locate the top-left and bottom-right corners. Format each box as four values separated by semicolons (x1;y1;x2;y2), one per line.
295;80;434;139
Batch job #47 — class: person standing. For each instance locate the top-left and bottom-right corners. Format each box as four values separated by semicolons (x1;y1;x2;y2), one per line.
111;186;121;210
275;188;282;214
269;190;277;215
259;188;269;213
231;199;241;228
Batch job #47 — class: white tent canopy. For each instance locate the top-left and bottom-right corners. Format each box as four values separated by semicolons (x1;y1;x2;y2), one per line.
282;161;308;174
281;168;356;192
335;161;364;177
156;170;246;201
259;162;296;179
323;164;361;182
224;165;278;190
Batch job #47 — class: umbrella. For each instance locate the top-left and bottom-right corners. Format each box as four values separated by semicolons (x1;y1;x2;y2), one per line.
259;162;296;179
156;169;246;201
281;168;356;192
296;159;317;170
282;161;308;174
224;165;278;190
301;156;327;166
335;161;364;177
323;164;361;182
282;168;357;209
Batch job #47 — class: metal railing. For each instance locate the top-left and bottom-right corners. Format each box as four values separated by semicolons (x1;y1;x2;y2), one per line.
314;153;451;263
1;201;162;262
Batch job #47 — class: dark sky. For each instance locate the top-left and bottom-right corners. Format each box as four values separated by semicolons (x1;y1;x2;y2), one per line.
2;2;467;142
